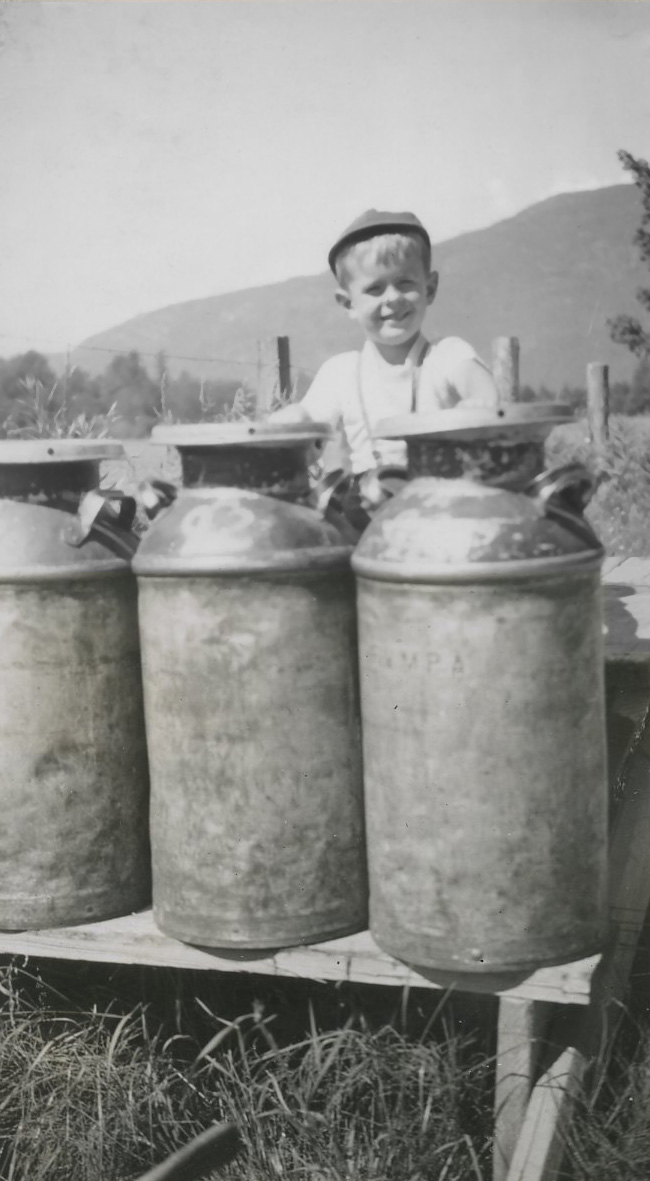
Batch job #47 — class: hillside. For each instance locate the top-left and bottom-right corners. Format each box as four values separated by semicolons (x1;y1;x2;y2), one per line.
72;185;644;391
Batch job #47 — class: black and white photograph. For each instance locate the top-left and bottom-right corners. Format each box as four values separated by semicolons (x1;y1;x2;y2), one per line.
1;2;650;1178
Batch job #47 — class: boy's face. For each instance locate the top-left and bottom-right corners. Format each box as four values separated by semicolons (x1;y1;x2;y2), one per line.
336;249;438;357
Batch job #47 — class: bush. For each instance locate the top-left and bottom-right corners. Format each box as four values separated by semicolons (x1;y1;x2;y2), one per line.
546;414;650;557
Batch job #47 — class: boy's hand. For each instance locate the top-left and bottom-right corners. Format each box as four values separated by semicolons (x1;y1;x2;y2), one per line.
267;403;313;425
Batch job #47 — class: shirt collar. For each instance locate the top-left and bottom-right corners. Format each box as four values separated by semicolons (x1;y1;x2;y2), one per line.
364;333;429;371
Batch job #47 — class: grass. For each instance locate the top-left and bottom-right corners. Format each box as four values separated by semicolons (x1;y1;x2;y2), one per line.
560;1007;650;1180
0;963;494;1181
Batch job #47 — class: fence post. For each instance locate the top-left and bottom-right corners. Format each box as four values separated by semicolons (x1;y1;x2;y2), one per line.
586;362;609;451
256;336;292;414
492;337;520;403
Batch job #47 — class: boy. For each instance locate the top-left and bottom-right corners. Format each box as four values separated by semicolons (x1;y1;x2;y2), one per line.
274;209;498;520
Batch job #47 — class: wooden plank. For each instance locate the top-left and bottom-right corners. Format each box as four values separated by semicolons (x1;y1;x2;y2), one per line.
493;999;553;1181
506;711;650;1181
605;661;650;794
136;1124;240;1181
591;715;650;1014
603;582;650;661
0;910;599;1003
506;1047;585;1181
603;557;650;587
601;556;625;579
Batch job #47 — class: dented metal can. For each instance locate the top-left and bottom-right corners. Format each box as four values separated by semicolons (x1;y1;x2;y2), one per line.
133;422;367;949
0;440;150;930
352;406;608;980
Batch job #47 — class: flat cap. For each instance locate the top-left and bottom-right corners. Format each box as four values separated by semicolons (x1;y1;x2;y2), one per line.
328;209;431;274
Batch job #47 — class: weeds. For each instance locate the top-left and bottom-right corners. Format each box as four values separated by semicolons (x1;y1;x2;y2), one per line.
214;384;258;423
546;414;650;557
0;963;493;1181
562;1017;650;1180
2;377;119;440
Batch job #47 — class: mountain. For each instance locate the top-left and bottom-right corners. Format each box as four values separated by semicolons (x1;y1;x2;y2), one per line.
71;185;644;391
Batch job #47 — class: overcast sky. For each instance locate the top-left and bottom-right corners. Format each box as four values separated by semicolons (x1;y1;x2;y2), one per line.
2;0;650;356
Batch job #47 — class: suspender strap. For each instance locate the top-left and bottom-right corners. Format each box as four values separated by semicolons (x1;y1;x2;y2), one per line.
355;351;381;468
411;338;431;413
356;338;431;467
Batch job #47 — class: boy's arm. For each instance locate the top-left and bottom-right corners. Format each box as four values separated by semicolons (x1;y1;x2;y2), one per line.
452;356;499;408
268;357;342;425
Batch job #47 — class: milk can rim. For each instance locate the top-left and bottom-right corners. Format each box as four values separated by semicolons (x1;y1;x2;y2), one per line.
352;547;604;583
0;439;124;463
150;422;333;448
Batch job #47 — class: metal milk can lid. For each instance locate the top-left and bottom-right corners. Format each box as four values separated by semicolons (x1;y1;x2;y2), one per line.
352;405;604;582
150;421;333;449
0;439;124;464
0;439;136;579
135;421;352;576
373;402;574;444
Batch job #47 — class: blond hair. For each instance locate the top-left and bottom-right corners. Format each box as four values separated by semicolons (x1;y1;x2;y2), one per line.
334;231;432;287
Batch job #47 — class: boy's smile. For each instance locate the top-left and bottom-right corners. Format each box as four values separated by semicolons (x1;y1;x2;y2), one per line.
336;254;438;363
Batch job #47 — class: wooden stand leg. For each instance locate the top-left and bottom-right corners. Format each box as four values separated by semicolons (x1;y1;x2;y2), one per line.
505;713;650;1181
493;998;552;1181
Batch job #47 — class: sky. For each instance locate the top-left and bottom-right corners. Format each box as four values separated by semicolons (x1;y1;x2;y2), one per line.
1;0;650;356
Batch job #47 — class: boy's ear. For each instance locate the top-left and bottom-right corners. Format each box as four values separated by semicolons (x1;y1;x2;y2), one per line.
335;287;353;314
426;271;439;305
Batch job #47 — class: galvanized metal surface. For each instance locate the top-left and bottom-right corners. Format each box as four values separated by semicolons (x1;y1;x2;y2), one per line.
353;417;608;977
139;573;366;947
133;487;350;576
0;576;150;929
0;451;150;929
353;477;603;582
356;572;608;974
137;425;366;949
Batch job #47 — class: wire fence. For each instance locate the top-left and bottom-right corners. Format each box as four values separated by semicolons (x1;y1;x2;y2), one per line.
0;331;316;382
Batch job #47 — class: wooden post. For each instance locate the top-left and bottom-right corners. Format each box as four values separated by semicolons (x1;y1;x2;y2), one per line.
492;337;520;404
506;701;650;1181
587;363;609;451
256;336;292;414
493;999;552;1181
277;335;292;401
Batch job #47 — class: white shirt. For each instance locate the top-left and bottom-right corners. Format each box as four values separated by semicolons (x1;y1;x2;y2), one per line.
301;334;485;474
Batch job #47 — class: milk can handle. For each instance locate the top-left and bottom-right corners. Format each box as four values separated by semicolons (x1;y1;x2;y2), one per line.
64;489;139;559
526;463;602;550
526;463;595;515
137;478;178;520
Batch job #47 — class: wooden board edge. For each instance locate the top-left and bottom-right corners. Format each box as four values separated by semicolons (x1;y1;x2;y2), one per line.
505;1046;586;1181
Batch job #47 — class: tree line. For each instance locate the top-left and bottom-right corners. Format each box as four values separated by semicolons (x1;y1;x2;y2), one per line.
0;350;255;438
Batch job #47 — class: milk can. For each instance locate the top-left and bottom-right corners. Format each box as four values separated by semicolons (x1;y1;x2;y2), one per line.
133;422;367;948
352;405;608;979
0;439;151;930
